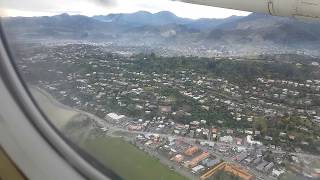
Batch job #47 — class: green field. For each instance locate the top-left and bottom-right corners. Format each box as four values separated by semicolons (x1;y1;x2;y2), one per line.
29;87;188;180
208;170;241;180
30;87;79;129
279;172;309;180
82;137;189;180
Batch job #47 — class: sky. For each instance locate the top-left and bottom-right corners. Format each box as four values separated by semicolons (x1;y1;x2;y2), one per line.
0;0;250;19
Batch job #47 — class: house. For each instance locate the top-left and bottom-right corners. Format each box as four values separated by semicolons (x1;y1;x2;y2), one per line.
272;169;285;177
256;161;268;171
264;162;274;172
220;136;233;143
191;165;205;174
106;113;125;120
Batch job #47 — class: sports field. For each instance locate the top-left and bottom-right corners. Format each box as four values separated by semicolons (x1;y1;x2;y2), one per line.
83;137;189;180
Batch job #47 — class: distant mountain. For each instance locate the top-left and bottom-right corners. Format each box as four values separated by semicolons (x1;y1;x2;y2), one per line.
93;11;191;27
1;11;241;42
186;15;242;30
2;11;320;56
207;13;320;45
2;13;117;39
92;11;241;30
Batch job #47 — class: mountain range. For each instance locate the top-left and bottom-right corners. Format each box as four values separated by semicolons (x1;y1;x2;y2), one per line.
2;11;320;56
92;11;242;30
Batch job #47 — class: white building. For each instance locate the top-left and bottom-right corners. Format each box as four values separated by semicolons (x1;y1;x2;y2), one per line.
219;136;233;143
107;113;125;120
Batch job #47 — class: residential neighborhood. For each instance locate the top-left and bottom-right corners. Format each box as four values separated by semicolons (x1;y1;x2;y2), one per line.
15;43;320;180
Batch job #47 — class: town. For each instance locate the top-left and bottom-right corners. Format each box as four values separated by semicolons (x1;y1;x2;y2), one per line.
15;43;320;180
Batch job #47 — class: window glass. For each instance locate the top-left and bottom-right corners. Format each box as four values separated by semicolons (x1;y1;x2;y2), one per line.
1;1;320;180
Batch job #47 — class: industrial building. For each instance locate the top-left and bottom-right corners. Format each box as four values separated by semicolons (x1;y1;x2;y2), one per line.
184;146;199;156
200;162;254;180
186;152;210;168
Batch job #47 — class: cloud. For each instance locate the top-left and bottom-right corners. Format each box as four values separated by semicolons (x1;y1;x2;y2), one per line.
0;0;250;18
92;0;117;6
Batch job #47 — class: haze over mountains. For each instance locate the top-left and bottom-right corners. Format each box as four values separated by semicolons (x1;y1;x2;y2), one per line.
2;11;320;56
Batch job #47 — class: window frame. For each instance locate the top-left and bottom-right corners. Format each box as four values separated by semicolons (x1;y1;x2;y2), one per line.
0;23;116;180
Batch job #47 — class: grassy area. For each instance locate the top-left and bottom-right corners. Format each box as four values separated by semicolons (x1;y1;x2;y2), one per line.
279;172;309;180
29;87;187;179
82;136;189;180
29;87;79;129
311;159;320;169
208;170;241;180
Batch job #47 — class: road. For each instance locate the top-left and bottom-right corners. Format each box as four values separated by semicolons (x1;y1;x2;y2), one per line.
33;86;320;180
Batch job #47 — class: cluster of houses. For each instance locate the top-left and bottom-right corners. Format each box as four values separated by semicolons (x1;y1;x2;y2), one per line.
17;44;320;179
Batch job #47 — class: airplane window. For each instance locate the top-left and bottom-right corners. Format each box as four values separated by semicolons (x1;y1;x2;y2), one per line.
1;0;320;180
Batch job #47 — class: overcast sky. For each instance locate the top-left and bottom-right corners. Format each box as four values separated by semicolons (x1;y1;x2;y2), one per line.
0;0;250;19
